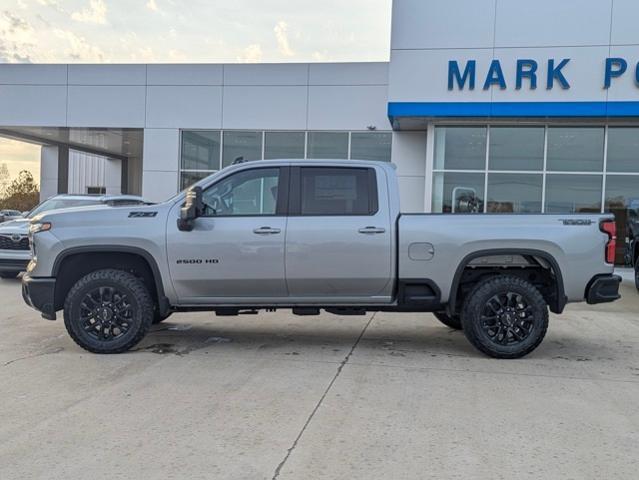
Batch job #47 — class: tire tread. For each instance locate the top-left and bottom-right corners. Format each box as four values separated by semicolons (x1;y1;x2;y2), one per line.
461;275;548;359
63;269;153;354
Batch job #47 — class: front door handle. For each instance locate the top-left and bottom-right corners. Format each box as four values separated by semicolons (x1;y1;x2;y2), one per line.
358;226;386;234
253;226;281;235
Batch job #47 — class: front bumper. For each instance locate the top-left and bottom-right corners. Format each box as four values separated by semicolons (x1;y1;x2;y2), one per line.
0;258;30;272
22;274;57;320
586;274;622;304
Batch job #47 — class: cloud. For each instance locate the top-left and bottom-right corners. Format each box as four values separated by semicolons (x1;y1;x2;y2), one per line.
71;0;107;24
146;0;158;12
0;11;37;62
2;10;31;33
37;0;64;13
237;44;262;63
274;20;294;57
53;29;106;61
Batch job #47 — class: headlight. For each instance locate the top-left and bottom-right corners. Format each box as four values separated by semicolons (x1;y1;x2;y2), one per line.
29;222;52;235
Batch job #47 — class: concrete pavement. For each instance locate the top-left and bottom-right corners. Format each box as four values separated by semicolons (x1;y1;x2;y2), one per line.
0;276;638;479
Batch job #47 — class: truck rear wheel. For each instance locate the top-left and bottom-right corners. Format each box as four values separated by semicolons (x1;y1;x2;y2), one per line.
461;275;548;359
63;269;153;354
433;311;462;330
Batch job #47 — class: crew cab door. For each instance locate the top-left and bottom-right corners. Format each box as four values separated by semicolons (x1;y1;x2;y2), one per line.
285;166;393;302
167;166;289;302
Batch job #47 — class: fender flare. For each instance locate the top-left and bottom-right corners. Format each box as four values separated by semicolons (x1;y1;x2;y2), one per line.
52;245;170;315
448;248;566;314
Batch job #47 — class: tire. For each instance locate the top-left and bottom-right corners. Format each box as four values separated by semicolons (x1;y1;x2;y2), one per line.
0;271;20;279
461;275;548;359
63;269;154;354
433;311;462;330
635;261;639;291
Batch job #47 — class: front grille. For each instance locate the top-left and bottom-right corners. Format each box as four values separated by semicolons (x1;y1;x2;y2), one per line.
0;235;30;251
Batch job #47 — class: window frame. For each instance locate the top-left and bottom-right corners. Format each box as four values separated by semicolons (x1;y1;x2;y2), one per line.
199;166;290;218
288;166;379;217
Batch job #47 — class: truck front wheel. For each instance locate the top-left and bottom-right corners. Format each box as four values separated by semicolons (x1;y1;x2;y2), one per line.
63;269;153;353
461;275;548;359
433;311;462;330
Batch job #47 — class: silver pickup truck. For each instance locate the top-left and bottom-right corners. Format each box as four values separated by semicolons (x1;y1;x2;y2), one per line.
22;160;621;358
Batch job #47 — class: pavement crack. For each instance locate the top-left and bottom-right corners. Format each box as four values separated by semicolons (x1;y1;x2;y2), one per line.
3;347;64;367
271;313;375;480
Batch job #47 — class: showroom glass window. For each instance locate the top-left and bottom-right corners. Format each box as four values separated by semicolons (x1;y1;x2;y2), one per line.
222;131;262;168
489;127;544;171
307;132;349;159
607;128;639;173
264;132;305;160
547;127;604;172
180;130;393;190
434;126;487;170
181;130;221;171
351;133;392;162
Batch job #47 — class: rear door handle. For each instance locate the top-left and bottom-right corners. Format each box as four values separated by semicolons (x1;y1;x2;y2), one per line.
253;226;281;235
358;226;386;234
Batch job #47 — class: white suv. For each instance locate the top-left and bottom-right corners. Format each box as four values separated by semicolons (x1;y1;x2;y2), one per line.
0;194;147;279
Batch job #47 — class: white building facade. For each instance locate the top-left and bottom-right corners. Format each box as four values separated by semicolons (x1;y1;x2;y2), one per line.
1;0;638;232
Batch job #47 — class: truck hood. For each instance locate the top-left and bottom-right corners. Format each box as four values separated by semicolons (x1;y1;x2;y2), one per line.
0;218;30;235
33;201;173;232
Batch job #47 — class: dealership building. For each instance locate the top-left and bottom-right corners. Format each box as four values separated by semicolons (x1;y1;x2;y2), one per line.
1;0;639;240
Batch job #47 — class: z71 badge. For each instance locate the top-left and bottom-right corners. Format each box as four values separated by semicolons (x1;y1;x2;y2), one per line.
129;211;158;218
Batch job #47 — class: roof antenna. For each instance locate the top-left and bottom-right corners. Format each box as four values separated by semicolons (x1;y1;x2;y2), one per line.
232;156;245;165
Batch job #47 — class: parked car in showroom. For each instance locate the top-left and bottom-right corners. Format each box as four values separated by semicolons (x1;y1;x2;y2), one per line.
0;194;147;279
0;209;23;223
22;160;621;359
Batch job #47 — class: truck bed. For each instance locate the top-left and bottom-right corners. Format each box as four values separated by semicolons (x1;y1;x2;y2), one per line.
398;213;613;304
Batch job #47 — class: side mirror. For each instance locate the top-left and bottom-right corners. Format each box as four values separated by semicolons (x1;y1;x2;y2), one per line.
178;186;204;232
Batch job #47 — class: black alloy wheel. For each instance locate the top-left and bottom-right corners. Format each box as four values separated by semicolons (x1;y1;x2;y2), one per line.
79;286;134;341
461;275;548;359
64;269;153;353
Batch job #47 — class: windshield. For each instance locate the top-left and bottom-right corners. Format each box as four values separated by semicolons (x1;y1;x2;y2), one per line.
27;198;100;219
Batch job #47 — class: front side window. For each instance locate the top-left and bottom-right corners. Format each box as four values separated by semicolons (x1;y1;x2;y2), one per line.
202;168;280;217
299;167;376;215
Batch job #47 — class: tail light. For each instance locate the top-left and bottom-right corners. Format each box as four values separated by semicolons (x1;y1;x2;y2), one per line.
600;219;616;264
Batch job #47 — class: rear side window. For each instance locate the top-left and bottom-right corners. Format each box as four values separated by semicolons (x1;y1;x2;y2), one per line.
299;167;377;215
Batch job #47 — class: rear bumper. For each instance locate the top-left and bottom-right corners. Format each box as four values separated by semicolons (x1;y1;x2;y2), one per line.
0;257;30;272
22;274;57;320
586;274;622;304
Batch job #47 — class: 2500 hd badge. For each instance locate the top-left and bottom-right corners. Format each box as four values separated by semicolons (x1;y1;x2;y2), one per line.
176;258;219;264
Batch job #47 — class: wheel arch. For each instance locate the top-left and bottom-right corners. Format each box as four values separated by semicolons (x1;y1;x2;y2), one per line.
448;248;566;315
52;246;169;315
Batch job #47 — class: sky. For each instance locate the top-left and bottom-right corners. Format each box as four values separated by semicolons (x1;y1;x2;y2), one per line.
0;1;392;186
0;138;40;185
0;0;392;63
